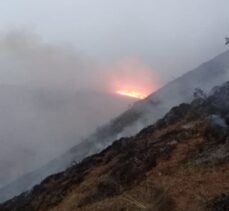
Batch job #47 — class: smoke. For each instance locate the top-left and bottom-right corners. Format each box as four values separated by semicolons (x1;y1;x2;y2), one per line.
0;30;93;90
100;58;160;95
0;31;91;185
0;30;160;187
209;115;227;128
0;0;229;199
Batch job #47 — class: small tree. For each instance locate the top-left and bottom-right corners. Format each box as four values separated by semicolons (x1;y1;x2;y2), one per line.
193;88;206;100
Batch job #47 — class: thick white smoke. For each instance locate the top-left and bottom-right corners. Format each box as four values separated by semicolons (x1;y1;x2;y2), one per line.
0;30;157;188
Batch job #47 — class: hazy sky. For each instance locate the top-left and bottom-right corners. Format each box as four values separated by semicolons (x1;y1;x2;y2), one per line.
0;0;229;87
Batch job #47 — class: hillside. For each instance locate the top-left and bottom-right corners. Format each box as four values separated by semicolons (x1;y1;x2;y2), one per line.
0;86;135;201
1;81;229;211
1;50;229;202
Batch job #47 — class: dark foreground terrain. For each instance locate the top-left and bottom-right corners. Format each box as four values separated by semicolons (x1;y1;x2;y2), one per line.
1;82;229;211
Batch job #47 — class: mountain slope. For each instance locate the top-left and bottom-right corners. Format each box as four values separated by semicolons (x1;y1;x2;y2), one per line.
1;50;229;202
0;87;135;201
1;81;229;211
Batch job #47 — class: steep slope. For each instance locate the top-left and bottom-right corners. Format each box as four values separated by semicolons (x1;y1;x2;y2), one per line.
0;87;135;202
1;50;229;202
1;81;229;211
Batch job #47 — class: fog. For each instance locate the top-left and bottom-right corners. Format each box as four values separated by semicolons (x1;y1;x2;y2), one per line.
0;0;229;188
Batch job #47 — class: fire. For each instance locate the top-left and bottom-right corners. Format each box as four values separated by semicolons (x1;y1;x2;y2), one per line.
116;90;146;99
101;58;161;100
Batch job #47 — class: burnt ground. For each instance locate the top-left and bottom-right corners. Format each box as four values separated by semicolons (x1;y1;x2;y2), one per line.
1;82;229;211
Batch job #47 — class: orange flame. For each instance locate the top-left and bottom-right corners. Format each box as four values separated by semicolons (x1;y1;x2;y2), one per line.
116;90;146;99
100;58;161;100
